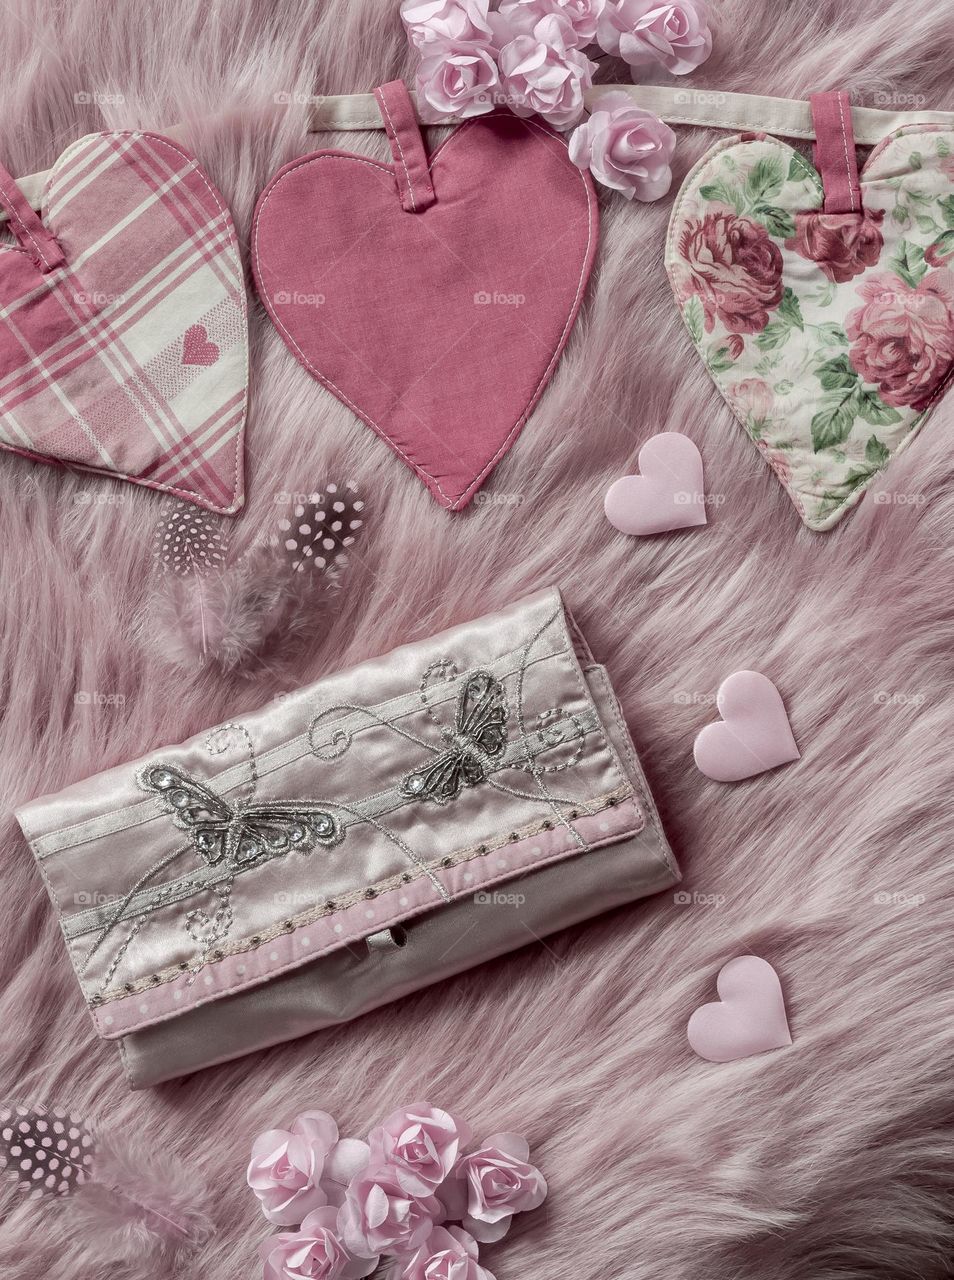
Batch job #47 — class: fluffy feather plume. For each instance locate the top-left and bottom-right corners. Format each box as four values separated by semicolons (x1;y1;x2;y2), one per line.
66;1135;213;1265
0;1104;212;1267
149;484;365;672
150;547;319;672
149;500;233;665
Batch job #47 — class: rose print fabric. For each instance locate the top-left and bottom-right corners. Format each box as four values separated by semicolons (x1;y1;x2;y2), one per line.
666;124;954;530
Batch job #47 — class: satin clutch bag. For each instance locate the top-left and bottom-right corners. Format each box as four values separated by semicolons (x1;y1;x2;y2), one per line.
16;587;679;1088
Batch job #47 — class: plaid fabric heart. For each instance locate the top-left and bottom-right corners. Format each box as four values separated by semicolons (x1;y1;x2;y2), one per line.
0;131;247;513
667;124;954;530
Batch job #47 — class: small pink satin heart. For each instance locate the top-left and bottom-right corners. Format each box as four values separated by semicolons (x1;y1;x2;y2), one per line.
182;323;220;367
688;955;792;1063
604;432;707;535
693;670;799;782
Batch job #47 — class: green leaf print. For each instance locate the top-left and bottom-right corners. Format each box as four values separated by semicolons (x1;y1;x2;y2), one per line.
890;239;927;287
755;320;792;351
852;386;902;427
745;155;784;204
816;355;858;392
787;154;806;183
865;435;891;467
939;195;954;230
811;392;856;451
916;214;941;236
755;287;805;352
817;463;881;518
812;322;848;346
752;203;795;239
699;180;744;214
706;345;736;374
809;281;837;308
939;138;952;159
777;288;804;330
684;296;704;345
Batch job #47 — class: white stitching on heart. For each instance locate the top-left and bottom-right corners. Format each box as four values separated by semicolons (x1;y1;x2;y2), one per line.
0;174;57;270
837;93;858;214
375;88;417;211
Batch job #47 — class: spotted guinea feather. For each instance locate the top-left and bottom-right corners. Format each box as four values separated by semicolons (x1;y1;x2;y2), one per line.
0;1102;214;1265
270;481;364;575
0;1104;95;1197
152;501;230;577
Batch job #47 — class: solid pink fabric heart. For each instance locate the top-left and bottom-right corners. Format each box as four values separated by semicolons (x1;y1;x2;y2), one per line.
0;132;247;513
252;81;598;511
603;432;707;535
687;955;793;1063
694;670;799;782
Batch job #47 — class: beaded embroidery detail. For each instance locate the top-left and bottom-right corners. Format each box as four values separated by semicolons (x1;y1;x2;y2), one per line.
137;763;341;866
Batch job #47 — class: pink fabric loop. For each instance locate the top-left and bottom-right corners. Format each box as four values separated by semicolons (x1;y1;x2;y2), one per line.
810;91;862;214
374;80;436;212
0;159;64;272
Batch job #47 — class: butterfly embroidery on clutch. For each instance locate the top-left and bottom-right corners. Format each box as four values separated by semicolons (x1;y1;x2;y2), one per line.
400;671;508;805
137;763;342;866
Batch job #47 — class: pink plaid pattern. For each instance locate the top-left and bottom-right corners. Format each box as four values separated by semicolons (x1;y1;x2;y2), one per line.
0;131;248;512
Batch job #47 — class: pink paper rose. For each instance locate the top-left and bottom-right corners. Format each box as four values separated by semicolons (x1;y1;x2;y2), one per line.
400;1226;497;1280
676;210;784;334
498;14;597;131
438;1133;548;1244
248;1112;371;1227
494;0;606;45
785;208;885;284
846;269;954;410
401;0;494;50
568;89;675;200
367;1106;472;1197
261;1207;377;1280
416;44;500;120
597;0;712;74
338;1171;440;1259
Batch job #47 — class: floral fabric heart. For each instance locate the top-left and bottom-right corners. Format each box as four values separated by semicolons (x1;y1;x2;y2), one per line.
0;132;247;513
666;124;954;530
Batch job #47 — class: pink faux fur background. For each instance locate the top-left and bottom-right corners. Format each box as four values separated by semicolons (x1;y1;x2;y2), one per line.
1;1;953;1276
